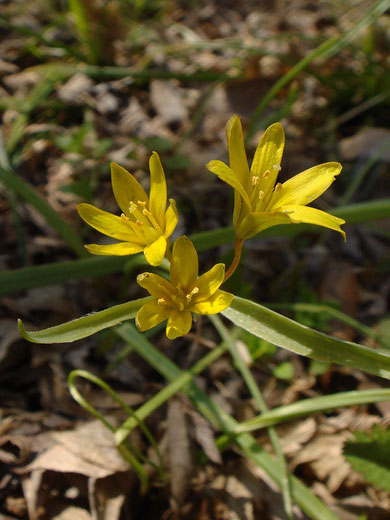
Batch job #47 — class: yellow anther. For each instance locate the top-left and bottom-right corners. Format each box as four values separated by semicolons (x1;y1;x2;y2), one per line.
138;200;147;207
258;190;264;200
129;201;137;213
136;220;143;227
274;183;282;192
143;208;152;217
273;164;281;171
186;286;199;301
121;213;129;221
251;176;260;186
158;297;166;305
263;170;271;178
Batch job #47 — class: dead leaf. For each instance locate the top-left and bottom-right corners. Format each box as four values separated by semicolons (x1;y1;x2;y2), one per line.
150;80;188;128
167;398;194;511
340;128;390;162
190;410;222;465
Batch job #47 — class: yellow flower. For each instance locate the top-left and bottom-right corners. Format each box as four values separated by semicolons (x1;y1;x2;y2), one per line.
207;116;346;241
77;152;178;266
136;236;234;339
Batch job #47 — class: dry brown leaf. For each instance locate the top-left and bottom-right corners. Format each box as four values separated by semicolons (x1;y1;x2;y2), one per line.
340;128;390;162
150;80;188;127
190;410;222;465
167;398;194;511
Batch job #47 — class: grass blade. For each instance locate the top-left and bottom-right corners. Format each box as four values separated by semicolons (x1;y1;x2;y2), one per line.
117;323;338;520
236;388;390;433
0;166;86;257
246;0;390;139
210;315;293;520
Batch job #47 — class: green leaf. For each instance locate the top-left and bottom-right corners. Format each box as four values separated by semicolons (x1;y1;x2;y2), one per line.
344;426;390;493
273;362;294;381
222;297;390;380
3;198;390;296
18;297;151;344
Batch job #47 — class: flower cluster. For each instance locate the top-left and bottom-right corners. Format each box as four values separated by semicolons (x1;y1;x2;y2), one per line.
207;116;345;241
79;117;345;338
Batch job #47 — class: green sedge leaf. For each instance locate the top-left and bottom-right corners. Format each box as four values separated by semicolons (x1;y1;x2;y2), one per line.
222;297;390;380
18;297;152;344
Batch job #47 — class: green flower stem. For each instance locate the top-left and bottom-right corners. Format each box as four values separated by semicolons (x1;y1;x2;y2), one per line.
114;326;228;445
226;388;390;435
210;315;293;520
224;237;244;282
117;323;338;520
68;369;152;491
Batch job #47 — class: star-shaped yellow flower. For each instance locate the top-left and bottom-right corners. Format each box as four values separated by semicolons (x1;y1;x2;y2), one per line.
207;116;346;241
136;236;234;339
77;152;178;266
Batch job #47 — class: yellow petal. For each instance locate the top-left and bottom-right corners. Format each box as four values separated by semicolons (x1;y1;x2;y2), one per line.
78;203;143;242
144;235;167;266
164;198;179;237
170;236;198;290
190;290;233;315
136;299;170;332
192;263;225;302
207;160;252;211
238;211;291;240
279;204;346;240
269;162;342;210
226;115;250;190
137;272;174;299
149;152;167;229
111;162;148;217
166;309;192;339
85;242;144;255
250;122;285;205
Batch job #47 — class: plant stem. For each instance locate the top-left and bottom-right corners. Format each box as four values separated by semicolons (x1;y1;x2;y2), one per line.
224;237;244;281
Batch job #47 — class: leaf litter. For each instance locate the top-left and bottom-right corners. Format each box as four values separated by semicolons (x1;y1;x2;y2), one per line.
1;0;390;518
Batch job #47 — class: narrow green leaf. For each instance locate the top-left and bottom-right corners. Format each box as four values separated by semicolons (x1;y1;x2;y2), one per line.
30;62;240;83
18;297;151;343
0;256;143;295
0;166;86;257
3;198;390;296
237;388;390;433
222;297;390;380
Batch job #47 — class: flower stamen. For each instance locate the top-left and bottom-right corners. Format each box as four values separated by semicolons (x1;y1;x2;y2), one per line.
186;286;199;301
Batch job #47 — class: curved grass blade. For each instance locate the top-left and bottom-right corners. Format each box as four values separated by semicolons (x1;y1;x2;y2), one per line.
222;297;390;380
235;388;390;433
18;297;150;344
0;166;86;258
